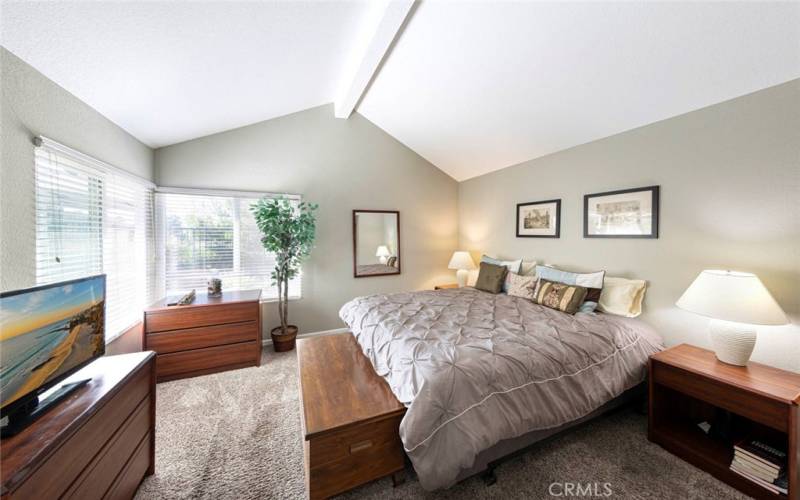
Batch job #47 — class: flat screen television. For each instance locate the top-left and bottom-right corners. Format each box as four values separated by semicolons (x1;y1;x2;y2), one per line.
1;274;105;435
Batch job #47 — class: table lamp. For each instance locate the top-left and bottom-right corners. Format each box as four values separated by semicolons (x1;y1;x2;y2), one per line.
676;270;788;366
448;251;476;287
376;245;391;264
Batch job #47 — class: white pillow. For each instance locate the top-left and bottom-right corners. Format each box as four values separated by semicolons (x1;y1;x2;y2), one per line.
598;277;647;317
520;260;538;276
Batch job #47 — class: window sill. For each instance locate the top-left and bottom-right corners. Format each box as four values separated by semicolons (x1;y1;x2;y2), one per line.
259;296;302;304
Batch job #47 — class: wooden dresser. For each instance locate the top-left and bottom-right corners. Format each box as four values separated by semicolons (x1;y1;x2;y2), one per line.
1;352;156;500
649;344;799;500
144;290;262;382
298;333;406;499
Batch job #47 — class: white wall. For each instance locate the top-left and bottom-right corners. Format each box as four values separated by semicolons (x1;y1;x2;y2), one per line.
459;80;800;372
1;48;154;292
155;104;459;333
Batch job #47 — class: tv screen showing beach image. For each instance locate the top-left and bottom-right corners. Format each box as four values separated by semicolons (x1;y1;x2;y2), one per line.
1;276;105;410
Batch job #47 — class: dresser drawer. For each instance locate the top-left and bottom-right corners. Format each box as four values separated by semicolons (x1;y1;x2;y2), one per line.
103;432;152;500
307;415;404;469
146;321;257;354
155;341;259;381
12;368;150;499
652;360;788;431
63;397;151;499
145;302;258;333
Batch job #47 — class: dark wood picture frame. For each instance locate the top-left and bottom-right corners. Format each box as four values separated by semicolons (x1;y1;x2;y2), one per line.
352;209;401;278
516;199;561;238
583;185;659;238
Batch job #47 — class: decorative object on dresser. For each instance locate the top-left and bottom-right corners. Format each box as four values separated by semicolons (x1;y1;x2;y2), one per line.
583;185;659;238
298;333;406;499
649;343;799;500
251;197;317;352
207;277;222;297
676;270;788;366
352;210;401;278
448;251;476;287
144;290;262;382
516;198;561;237
1;352;156;500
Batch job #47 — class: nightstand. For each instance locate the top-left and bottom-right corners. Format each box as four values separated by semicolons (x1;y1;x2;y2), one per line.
649;344;799;500
434;283;459;290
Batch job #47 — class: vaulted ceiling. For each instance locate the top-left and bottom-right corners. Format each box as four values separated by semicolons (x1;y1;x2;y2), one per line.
3;1;799;181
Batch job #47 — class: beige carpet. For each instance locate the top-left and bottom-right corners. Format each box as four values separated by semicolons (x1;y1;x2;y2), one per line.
135;348;748;500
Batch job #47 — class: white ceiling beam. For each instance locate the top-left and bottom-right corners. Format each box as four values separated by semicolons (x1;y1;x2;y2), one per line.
334;0;415;119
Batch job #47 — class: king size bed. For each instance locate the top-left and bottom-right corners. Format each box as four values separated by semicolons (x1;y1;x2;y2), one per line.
339;286;663;490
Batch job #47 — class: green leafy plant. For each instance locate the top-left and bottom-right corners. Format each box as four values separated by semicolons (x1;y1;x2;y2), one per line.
251;197;318;335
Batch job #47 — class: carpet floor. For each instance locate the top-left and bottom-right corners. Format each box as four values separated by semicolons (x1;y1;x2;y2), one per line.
136;348;749;500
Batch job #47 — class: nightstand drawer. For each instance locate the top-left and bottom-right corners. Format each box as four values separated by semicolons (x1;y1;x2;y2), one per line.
652;360;788;431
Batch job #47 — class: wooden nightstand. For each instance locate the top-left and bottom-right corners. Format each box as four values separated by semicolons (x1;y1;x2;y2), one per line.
649;344;800;500
434;283;459;290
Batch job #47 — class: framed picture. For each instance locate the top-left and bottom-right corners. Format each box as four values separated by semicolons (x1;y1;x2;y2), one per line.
516;199;561;238
583;185;659;238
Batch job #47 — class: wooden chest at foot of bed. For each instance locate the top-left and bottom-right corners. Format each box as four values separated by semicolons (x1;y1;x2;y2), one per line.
298;333;406;499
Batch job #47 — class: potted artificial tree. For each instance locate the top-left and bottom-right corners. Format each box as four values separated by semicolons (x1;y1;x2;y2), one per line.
251;197;317;352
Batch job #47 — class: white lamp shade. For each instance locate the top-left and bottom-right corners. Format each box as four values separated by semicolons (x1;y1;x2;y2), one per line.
676;270;787;326
376;245;391;257
448;251;476;270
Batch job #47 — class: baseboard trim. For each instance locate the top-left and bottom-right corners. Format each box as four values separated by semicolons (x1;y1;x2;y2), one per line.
261;327;349;346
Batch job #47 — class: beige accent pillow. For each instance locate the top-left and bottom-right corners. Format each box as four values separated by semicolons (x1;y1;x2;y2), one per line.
598;277;647;317
507;272;536;300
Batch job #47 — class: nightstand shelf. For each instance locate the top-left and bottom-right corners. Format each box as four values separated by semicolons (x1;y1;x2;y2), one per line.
434;283;459;290
649;344;799;500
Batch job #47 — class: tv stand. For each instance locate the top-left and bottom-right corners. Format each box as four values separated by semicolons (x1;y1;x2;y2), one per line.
1;352;156;500
1;378;91;438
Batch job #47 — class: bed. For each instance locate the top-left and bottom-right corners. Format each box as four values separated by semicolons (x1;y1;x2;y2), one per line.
339;286;663;490
355;263;399;276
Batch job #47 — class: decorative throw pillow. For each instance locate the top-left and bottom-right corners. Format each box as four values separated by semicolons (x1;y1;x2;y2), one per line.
598;277;647;317
534;265;605;313
507;272;536;300
481;256;522;292
386;256;397;268
474;262;508;294
533;279;589;314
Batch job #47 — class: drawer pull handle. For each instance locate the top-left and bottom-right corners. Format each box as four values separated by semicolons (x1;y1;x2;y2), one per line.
350;440;373;454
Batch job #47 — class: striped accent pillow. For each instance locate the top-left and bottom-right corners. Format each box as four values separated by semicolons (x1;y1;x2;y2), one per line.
533;279;588;314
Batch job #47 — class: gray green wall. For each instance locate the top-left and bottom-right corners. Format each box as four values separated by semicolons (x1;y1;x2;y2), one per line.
1;48;154;292
155;104;459;334
459;80;800;372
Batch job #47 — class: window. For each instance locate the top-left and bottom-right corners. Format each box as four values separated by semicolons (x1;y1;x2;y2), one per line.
155;188;301;300
34;137;156;342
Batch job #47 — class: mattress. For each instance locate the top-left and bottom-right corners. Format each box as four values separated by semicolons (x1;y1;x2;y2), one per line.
339;287;663;490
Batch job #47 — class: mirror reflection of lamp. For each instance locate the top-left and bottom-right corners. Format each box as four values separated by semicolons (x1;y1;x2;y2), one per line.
376;245;391;264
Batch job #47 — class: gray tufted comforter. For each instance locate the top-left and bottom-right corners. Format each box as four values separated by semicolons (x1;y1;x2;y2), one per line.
339;287;663;490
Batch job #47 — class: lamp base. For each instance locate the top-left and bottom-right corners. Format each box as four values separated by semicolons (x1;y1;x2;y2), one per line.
709;319;756;366
456;269;469;288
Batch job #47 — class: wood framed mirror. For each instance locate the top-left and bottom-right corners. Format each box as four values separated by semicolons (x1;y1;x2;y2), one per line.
353;210;400;278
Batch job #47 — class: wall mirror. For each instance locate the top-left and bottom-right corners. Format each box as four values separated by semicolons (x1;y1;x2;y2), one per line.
353;210;400;278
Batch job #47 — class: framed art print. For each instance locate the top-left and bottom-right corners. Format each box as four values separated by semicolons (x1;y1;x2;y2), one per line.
583;185;659;238
516;199;561;238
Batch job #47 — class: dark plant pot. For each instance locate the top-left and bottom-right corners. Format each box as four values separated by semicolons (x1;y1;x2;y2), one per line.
271;325;298;352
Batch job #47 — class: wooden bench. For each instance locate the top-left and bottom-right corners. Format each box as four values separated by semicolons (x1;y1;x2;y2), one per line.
297;333;406;499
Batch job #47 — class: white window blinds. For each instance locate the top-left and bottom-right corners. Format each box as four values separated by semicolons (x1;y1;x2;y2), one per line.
155;189;301;300
34;137;156;342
